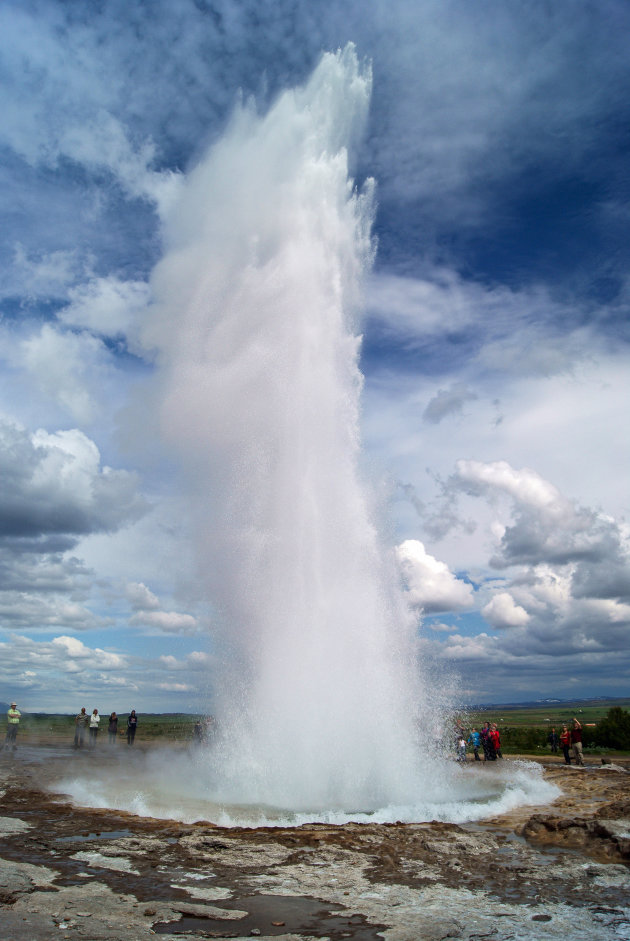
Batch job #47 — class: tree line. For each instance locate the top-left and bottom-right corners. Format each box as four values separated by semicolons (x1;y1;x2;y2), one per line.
494;707;630;753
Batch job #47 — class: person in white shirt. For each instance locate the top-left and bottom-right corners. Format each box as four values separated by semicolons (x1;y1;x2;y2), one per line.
89;708;100;747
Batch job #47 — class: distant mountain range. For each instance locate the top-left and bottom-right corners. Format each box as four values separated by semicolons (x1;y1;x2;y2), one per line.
468;696;630;710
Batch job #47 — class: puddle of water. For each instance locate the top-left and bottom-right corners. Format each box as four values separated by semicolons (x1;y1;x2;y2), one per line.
55;829;133;843
153;893;385;940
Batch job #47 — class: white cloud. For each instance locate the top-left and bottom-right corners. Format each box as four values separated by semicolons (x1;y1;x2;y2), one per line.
396;539;474;613
52;635;125;669
125;582;160;612
482;592;530;629
8;244;81;300
20;325;106;423
454;460;559;510
58;275;150;339
0;420;147;541
158;650;211;671
129;610;199;634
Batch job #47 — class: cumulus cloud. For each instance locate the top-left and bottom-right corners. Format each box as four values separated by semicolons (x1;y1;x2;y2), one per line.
0;419;149;634
125;582;160;611
51;634;125;669
0;593;106;632
0;421;146;542
481;592;530;629
159;650;212;670
129;610;199;634
409;459;630;696
450;459;630;575
396;539;474;613
0;633;127;704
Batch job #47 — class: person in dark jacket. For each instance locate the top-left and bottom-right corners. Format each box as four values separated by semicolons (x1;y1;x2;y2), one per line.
127;709;138;745
74;707;89;748
108;712;118;744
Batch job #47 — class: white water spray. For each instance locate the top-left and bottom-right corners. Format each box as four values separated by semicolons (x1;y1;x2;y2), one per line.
52;47;560;826
145;45;434;812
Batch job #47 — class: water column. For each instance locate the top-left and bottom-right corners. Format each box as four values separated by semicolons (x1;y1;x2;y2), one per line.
146;45;428;811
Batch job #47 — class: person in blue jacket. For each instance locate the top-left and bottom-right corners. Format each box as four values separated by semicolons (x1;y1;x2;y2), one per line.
467;728;481;761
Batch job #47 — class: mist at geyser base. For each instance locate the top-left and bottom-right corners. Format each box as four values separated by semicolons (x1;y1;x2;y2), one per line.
54;46;558;825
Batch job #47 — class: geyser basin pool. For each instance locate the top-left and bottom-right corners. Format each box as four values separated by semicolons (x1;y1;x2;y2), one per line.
51;748;559;828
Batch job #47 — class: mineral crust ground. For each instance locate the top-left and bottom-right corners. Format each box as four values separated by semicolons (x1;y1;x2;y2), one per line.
1;745;629;940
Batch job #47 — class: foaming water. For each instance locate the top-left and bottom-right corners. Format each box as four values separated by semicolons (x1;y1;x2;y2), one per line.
50;750;559;828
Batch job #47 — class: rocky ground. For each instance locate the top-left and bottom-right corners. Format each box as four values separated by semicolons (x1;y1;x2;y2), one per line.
0;746;628;941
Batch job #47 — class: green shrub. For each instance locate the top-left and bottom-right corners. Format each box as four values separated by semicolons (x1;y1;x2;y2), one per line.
589;707;630;751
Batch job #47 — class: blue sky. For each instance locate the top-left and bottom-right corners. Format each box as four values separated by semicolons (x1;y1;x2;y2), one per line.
1;0;629;712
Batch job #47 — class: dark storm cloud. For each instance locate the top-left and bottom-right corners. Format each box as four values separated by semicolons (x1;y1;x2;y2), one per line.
491;504;623;569
571;558;630;604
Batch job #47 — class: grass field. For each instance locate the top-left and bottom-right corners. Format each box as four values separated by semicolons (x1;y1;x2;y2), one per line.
463;698;630;755
468;698;630;729
3;699;629;754
1;712;203;747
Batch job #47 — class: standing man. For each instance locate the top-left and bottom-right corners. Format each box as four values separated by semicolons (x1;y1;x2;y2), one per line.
74;707;89;748
571;717;585;766
4;702;21;751
548;727;559;753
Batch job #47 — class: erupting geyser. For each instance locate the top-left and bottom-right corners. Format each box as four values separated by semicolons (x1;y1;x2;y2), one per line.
146;45;432;812
50;47;560;826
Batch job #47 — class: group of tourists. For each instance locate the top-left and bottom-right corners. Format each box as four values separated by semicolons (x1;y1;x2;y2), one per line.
73;707;138;748
555;718;584;766
456;721;503;761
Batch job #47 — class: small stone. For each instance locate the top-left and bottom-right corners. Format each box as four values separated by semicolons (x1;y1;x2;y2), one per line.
250;930;261;937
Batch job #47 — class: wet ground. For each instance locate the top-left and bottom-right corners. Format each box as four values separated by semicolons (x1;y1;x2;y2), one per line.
0;745;629;940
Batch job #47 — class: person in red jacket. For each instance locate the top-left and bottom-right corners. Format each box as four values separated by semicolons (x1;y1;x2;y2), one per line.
490;723;503;759
559;724;571;764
